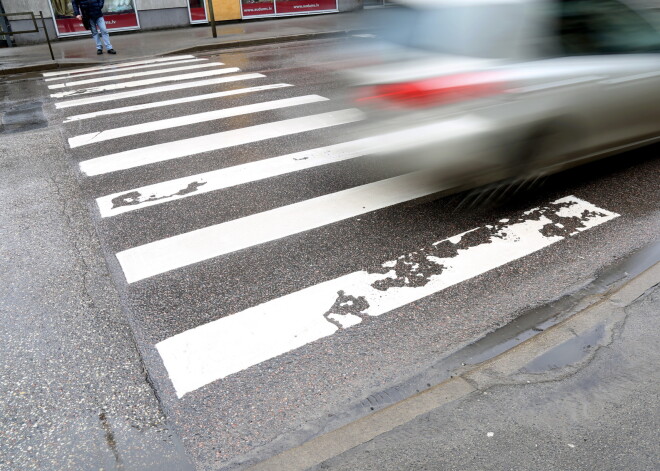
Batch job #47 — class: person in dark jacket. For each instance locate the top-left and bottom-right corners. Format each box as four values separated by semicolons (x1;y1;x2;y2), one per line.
72;0;116;55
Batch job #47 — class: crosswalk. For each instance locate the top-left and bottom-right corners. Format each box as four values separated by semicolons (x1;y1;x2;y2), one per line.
68;95;331;147
46;54;620;399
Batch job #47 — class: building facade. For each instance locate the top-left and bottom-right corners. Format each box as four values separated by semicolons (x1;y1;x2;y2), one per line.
0;0;361;44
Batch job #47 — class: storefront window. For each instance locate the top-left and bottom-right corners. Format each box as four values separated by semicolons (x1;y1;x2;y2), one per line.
241;0;337;18
241;0;275;17
49;0;139;36
274;0;338;15
188;0;208;23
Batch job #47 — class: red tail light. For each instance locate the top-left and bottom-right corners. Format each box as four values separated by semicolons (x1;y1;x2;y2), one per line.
355;72;503;108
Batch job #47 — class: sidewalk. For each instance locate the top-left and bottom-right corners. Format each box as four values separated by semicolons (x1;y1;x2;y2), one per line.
251;250;660;471
0;11;372;75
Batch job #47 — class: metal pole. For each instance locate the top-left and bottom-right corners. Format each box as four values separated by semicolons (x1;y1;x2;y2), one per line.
0;3;14;47
207;0;217;38
39;11;54;61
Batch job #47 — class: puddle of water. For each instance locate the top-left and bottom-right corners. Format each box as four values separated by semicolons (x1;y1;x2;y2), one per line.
466;241;659;367
520;324;606;373
1;102;47;133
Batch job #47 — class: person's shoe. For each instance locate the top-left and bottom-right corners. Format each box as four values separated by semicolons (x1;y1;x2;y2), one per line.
107;49;116;54
97;49;103;55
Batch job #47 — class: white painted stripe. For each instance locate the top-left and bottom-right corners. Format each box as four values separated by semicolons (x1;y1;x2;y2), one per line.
96;138;377;217
63;83;292;122
155;196;619;397
48;62;223;89
68;95;329;148
45;58;207;82
42;55;196;77
94;115;487;216
50;67;241;99
55;73;265;109
115;170;449;283
79;109;364;176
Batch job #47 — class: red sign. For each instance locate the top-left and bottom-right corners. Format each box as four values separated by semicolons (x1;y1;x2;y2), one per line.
190;7;207;22
54;13;139;35
275;0;337;14
242;1;275;16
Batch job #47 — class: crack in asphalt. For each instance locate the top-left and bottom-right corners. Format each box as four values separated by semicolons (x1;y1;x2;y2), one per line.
48;175;97;310
99;410;124;469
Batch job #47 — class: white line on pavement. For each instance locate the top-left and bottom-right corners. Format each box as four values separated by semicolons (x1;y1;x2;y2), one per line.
93;115;487;216
55;73;266;109
96;137;378;217
68;95;329;148
154;195;619;397
115;170;449;284
50;67;241;98
42;55;197;77
45;58;207;81
48;62;223;89
62;83;292;122
79;108;364;176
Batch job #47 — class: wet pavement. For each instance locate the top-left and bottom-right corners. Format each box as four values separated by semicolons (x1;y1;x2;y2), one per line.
0;11;371;74
0;79;192;470
310;272;660;471
1;38;659;470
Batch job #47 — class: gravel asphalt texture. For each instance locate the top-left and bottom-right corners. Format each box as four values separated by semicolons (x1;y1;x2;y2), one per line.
1;77;191;470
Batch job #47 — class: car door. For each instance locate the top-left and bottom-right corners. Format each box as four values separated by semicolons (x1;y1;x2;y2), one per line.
554;0;660;149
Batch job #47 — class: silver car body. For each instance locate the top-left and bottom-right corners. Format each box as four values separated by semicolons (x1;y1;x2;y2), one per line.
343;0;660;181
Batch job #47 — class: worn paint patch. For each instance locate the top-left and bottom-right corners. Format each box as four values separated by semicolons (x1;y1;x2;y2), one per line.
156;195;619;397
95;136;376;218
111;181;207;209
324;290;370;329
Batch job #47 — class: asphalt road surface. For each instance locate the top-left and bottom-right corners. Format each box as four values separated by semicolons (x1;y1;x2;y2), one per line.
310;278;660;471
2;38;659;470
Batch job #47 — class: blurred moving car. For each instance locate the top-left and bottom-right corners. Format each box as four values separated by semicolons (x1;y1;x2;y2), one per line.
344;0;660;183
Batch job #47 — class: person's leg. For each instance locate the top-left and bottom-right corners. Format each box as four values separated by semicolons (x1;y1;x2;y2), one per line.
89;19;102;51
96;17;114;51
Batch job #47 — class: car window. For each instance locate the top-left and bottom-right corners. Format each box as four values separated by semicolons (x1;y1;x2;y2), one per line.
377;3;526;59
556;0;660;55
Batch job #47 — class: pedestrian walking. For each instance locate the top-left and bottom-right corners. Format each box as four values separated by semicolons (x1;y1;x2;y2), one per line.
72;0;116;55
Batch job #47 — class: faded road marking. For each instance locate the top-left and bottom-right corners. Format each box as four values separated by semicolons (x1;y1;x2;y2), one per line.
116;169;446;283
155;196;618;397
96;137;377;217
